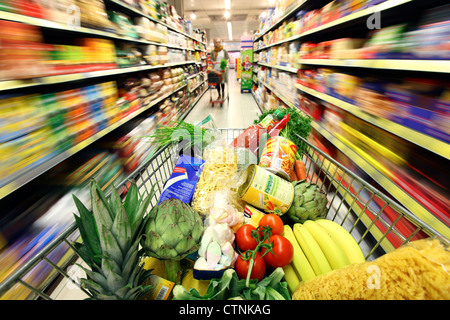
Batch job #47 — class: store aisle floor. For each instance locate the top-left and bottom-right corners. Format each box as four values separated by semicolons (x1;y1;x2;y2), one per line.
184;69;261;128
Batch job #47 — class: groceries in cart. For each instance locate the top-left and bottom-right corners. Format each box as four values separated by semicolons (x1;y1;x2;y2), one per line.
62;108;450;300
5;109;449;301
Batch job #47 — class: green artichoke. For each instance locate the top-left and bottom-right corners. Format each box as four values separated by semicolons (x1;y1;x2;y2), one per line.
286;180;328;224
141;198;204;284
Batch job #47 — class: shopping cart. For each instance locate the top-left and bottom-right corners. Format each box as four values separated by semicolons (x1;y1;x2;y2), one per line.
207;70;229;108
0;129;443;300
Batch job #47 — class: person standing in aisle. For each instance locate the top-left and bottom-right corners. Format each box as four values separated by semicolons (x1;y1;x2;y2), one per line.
211;38;230;100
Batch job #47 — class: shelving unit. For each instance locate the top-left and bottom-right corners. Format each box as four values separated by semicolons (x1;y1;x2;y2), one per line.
0;1;210;299
298;59;450;73
254;0;415;52
252;0;450;242
0;61;198;92
295;83;450;159
0;81;209;200
0;0;208;190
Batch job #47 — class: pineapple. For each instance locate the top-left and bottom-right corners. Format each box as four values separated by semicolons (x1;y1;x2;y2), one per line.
71;179;155;300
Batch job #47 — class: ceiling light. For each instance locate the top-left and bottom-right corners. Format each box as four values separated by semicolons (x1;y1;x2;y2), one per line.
227;21;232;41
269;0;276;4
190;12;196;19
225;0;231;10
224;11;230;19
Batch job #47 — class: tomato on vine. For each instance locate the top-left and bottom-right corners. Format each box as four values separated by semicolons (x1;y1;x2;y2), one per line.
235;251;266;281
235;224;258;251
261;234;293;268
258;213;284;237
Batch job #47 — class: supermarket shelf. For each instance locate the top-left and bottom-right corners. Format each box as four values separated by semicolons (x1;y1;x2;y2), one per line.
251;90;264;114
181;86;208;121
0;61;197;91
295;83;450;160
254;0;414;52
187;72;206;80
253;0;308;41
188;79;207;93
257;62;298;73
0;84;187;200
105;0;207;45
298;59;450;73
260;81;298;110
311;122;450;240
0;10;200;50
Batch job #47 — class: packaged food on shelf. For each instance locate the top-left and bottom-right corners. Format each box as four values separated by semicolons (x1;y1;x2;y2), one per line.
0;20;118;80
0;20;47;81
134;17;167;43
108;10;140;39
76;0;116;32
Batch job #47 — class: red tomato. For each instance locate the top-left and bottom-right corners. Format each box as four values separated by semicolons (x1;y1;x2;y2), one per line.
235;251;266;281
261;235;293;268
258;214;284;237
236;224;258;251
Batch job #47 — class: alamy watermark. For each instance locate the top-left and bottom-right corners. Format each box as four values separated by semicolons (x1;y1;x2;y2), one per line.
366;264;381;289
367;10;381;30
66;4;80;29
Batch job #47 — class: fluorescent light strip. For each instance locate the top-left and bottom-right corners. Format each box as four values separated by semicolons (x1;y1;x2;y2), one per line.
225;0;231;10
227;21;232;41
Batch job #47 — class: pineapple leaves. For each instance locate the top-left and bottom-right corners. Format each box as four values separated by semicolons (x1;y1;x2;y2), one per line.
72;179;156;300
90;180;114;231
72;195;101;267
100;226;123;267
131;183;157;236
124;182;140;221
110;187;132;255
72;242;98;271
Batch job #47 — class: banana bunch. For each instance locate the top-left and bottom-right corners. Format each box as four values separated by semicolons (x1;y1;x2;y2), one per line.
282;219;365;293
286;181;328;224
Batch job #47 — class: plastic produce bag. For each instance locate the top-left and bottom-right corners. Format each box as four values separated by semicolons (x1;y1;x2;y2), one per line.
191;138;245;216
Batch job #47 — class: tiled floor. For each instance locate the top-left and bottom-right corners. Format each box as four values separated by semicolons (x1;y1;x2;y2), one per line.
185;69;261;128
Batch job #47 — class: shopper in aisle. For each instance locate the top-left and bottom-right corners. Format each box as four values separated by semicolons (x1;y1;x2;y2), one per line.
211;38;230;99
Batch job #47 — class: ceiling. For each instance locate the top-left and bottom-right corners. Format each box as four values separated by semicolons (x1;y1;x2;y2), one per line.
183;0;276;45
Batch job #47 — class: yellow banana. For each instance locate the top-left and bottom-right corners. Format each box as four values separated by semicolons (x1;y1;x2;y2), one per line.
283;225;316;281
283;264;300;293
293;223;332;276
303;220;350;270
316;219;365;264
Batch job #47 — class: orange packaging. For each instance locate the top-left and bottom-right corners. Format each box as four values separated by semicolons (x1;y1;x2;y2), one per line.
258;136;297;181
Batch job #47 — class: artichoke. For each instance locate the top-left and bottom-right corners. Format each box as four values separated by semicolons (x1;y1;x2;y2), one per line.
286;180;328;223
141;198;204;284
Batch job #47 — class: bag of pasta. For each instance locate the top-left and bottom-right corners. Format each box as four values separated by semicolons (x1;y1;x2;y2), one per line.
292;237;450;300
191;138;246;216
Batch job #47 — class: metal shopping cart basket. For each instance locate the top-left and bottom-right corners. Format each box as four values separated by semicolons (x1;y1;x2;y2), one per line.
207;70;229;108
0;129;444;300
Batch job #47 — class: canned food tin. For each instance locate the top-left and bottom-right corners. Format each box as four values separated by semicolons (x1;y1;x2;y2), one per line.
258;136;297;181
243;204;266;228
238;164;294;215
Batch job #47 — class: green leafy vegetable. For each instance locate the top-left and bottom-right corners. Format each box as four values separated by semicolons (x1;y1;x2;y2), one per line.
144;119;216;152
172;268;291;300
255;107;312;154
220;59;227;71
